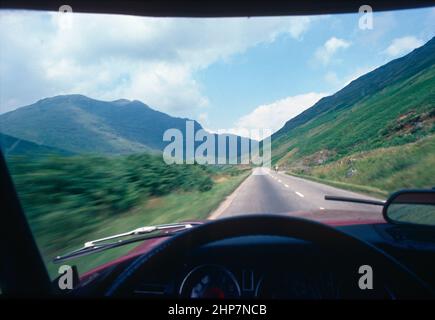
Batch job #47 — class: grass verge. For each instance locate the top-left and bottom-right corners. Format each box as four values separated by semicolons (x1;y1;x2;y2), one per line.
286;172;388;199
285;136;434;200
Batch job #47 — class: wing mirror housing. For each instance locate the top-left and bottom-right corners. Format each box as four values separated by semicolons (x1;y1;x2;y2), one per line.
383;189;435;226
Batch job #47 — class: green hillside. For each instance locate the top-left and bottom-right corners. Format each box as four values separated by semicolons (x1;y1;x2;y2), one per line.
0;132;72;156
0;95;202;154
272;37;435;194
0;94;252;159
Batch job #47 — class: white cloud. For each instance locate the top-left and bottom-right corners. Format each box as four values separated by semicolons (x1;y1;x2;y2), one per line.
314;37;351;65
384;36;424;57
220;92;327;136
198;112;209;126
221;63;379;137
342;65;378;86
356;12;397;46
324;65;379;90
0;11;314;118
324;71;340;86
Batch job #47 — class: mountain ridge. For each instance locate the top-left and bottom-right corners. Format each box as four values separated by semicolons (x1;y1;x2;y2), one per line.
273;36;435;140
0;94;204;154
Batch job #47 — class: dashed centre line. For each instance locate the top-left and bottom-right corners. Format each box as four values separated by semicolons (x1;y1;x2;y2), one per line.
271;175;305;199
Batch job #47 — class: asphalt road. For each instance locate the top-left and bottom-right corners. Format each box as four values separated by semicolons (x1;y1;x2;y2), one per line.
210;168;384;220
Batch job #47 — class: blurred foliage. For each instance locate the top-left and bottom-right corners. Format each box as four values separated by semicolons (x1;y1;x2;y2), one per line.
7;153;222;221
5;153;248;273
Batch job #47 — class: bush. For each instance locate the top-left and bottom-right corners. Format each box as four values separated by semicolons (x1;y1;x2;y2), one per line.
197;176;213;192
7;152;216;222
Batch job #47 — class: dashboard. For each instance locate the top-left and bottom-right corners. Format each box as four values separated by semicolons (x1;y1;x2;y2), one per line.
130;235;360;299
77;223;435;298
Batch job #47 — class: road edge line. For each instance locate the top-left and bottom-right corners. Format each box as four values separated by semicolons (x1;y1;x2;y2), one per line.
208;171;252;220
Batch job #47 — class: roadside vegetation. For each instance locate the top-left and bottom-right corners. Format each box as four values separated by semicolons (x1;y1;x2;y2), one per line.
274;52;434;198
287;135;435;198
6;153;251;278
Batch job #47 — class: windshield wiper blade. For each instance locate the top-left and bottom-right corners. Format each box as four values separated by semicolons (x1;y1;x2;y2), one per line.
53;222;201;264
325;195;385;206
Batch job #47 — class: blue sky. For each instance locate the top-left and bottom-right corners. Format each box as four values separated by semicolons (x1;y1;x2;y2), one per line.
0;6;434;134
199;8;435;131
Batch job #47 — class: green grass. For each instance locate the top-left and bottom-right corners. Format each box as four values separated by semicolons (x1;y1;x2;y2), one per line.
286;172;388;199
288;135;435;198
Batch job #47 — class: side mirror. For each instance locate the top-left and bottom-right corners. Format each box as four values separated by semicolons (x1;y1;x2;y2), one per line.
383;189;435;226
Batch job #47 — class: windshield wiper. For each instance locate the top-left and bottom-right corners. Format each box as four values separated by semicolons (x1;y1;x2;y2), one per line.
325;195;385;206
53;222;201;264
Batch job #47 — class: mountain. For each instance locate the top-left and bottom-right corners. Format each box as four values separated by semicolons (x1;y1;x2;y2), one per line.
0;132;72;156
0;94;205;155
271;37;435;193
0;94;253;160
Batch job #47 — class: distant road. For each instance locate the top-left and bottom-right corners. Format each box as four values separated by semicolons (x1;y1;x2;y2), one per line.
210;168;384;221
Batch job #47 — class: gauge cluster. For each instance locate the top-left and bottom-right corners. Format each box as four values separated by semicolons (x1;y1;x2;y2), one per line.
178;264;344;299
179;265;241;298
129;235;396;299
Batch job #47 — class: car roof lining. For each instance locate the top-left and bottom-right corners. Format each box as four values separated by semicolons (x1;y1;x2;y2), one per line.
1;0;434;17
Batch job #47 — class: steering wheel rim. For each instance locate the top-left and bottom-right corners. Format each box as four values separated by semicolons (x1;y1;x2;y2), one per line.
105;215;433;298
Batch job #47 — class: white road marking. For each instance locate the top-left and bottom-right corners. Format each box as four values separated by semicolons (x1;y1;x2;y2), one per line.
278;179;282;183
295;191;304;198
319;207;325;210
284;184;289;188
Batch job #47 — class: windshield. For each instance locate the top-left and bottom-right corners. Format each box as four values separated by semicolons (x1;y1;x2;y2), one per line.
0;7;434;280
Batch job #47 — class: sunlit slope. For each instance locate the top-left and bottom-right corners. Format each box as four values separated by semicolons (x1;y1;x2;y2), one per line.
312;135;434;192
272;37;435;193
292;136;435;197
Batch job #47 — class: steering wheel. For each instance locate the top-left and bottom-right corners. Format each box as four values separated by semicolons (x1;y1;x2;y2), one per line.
104;215;433;298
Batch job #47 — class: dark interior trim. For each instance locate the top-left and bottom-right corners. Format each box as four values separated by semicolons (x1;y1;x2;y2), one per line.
1;0;434;17
0;151;51;295
0;0;434;297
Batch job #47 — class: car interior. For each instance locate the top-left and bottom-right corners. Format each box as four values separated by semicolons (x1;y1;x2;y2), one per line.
0;0;434;301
